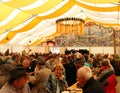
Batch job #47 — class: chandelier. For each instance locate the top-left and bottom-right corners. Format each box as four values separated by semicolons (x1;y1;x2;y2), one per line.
56;17;84;37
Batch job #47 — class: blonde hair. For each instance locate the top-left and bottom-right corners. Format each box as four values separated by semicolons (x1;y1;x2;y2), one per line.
52;63;64;72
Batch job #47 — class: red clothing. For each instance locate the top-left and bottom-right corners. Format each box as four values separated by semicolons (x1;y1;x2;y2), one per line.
98;65;117;93
100;65;110;72
104;74;117;93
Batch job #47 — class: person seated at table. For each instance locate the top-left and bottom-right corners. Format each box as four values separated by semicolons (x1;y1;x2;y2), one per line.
0;64;14;89
77;66;105;93
0;67;31;93
45;63;68;93
29;61;51;93
97;59;117;93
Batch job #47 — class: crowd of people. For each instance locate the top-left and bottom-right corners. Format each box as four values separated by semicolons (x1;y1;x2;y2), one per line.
0;49;118;93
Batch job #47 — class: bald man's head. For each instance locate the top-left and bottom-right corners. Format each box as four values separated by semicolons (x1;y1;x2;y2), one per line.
77;66;92;87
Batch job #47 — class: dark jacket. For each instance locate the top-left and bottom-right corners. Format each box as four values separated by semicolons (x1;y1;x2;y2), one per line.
63;62;77;86
82;77;105;93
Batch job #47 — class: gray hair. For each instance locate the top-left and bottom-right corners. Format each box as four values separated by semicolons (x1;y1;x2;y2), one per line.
77;66;92;80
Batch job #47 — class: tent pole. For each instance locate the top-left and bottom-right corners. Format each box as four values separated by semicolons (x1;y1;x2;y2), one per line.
113;29;116;58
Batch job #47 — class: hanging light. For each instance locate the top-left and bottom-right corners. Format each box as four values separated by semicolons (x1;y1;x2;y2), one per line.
56;17;84;37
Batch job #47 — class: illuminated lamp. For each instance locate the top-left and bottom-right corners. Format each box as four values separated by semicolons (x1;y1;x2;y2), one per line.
56;17;84;37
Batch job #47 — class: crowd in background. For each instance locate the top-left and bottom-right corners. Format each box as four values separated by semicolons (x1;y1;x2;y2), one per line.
0;49;120;93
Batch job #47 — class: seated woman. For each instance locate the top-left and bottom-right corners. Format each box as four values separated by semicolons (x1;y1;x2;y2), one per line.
45;63;68;93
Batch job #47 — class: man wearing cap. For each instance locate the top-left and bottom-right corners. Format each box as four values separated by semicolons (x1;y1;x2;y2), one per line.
75;57;85;70
29;61;51;93
0;67;31;93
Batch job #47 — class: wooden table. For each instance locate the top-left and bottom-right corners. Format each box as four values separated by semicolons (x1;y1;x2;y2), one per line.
68;82;82;93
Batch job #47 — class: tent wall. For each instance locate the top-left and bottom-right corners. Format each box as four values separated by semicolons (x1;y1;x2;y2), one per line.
0;45;120;56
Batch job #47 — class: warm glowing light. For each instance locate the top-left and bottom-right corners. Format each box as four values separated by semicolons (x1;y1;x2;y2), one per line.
56;17;84;36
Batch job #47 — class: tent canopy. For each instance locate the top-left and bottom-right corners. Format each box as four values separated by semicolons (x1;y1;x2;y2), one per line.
0;0;120;46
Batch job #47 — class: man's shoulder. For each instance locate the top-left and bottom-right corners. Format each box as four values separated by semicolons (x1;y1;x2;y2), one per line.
0;82;13;93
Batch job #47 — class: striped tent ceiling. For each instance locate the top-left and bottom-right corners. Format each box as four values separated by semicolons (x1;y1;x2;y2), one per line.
0;0;120;46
